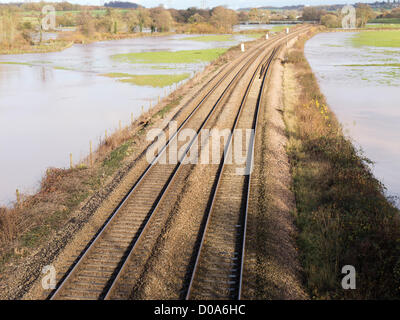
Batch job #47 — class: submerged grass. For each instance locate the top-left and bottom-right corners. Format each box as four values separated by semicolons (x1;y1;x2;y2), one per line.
102;73;190;87
352;31;400;48
111;48;228;64
0;61;31;66
284;31;400;299
341;63;400;67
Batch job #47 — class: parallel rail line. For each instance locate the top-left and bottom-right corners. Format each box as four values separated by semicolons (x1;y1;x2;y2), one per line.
185;47;279;300
49;33;283;300
49;26;306;300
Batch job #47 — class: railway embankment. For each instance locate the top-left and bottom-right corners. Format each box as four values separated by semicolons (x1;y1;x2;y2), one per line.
0;34;264;300
282;29;400;299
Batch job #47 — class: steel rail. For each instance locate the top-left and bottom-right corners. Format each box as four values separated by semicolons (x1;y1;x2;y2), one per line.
103;41;280;300
184;26;308;300
186;49;275;300
238;46;281;300
49;34;282;300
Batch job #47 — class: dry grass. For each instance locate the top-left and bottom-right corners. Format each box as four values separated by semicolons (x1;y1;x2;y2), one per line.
283;29;400;299
0;39;73;55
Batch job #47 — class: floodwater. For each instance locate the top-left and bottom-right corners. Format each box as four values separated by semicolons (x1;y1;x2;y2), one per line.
305;32;400;205
0;33;257;205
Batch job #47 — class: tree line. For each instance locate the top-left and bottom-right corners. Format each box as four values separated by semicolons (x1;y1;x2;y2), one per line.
303;4;382;28
0;4;242;47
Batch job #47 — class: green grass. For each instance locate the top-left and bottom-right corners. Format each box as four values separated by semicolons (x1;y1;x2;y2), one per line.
243;33;265;39
53;66;75;71
21;225;51;248
341;63;400;67
352;31;400;48
102;142;131;176
111;48;228;64
366;24;400;29
369;18;400;24
285;35;400;300
271;25;292;32
182;35;234;42
102;73;190;87
182;33;264;42
0;62;31;66
155;95;183;119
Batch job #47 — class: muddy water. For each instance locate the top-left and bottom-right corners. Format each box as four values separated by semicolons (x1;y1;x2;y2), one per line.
305;32;400;205
0;34;256;205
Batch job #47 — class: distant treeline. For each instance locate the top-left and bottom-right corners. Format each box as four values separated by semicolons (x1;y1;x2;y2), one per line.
104;2;139;9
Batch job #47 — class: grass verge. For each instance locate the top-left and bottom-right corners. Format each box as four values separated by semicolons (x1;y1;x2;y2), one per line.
283;31;400;299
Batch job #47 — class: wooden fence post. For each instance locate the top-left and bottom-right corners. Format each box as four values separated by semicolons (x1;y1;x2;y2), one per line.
16;189;20;208
90;141;93;167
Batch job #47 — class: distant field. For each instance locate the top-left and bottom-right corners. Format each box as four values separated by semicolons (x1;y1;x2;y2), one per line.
366;24;400;29
369;18;400;24
182;35;234;42
20;9;125;17
271;25;292;32
352;30;400;48
182;33;263;42
244;33;265;38
111;48;228;64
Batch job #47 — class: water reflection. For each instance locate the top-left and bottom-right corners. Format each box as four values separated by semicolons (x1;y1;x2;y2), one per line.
305;32;400;204
0;34;257;205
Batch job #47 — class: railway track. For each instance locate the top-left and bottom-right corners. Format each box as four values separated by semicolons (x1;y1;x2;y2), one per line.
185;47;279;300
49;26;307;300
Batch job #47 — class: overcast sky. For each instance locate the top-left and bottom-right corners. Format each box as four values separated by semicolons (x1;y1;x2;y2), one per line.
0;0;384;10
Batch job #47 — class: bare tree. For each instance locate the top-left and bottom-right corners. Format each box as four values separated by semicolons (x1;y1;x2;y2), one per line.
0;8;19;47
210;6;238;32
137;7;151;32
77;9;95;37
123;10;139;32
357;4;375;27
151;6;173;32
302;7;326;21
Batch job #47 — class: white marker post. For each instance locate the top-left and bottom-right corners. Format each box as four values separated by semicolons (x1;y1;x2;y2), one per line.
286;28;290;34
241;43;245;52
265;34;269;40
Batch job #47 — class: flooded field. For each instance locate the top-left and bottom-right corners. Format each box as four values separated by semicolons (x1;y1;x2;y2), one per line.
0;33;258;205
305;32;400;204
